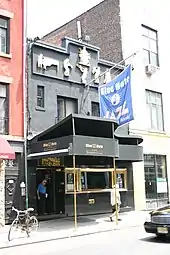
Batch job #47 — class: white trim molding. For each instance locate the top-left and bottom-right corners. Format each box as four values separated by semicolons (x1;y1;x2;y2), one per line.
0;9;14;19
0;135;24;142
27;148;69;159
0;52;12;59
0;75;13;84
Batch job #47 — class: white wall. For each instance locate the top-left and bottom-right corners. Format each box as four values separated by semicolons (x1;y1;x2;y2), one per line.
119;0;170;208
120;0;170;133
133;161;146;210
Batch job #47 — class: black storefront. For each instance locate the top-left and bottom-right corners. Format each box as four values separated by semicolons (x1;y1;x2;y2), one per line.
27;114;143;218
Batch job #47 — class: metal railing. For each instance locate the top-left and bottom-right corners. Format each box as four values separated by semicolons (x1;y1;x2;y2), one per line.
0;117;9;135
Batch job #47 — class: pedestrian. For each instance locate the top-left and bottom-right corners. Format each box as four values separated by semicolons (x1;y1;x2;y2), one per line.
37;179;48;215
110;184;121;222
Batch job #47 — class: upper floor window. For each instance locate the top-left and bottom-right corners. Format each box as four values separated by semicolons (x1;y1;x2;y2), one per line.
57;96;78;122
0;84;9;134
37;85;44;108
142;25;159;67
91;102;100;117
0;17;9;54
146;90;164;131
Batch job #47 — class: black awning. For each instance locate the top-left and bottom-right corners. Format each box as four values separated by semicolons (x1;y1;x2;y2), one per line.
28;114;119;158
28;114;143;161
118;144;143;162
30;113;118;143
115;134;143;145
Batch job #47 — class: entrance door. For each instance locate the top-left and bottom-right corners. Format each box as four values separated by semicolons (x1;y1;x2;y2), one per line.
55;170;65;214
36;169;55;214
36;168;65;215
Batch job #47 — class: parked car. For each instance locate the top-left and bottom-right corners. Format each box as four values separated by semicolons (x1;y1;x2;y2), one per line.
144;204;170;237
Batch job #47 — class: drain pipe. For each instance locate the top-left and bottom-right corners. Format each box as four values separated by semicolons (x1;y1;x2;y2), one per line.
23;0;28;209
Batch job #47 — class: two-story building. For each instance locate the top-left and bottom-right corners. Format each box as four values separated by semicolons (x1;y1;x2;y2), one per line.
42;0;170;210
27;37;143;218
0;1;24;225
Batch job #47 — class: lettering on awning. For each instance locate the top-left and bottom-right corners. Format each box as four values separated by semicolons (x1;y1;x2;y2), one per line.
43;141;57;151
85;143;104;155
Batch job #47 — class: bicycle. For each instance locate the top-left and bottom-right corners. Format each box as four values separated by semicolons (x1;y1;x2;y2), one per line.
8;207;38;241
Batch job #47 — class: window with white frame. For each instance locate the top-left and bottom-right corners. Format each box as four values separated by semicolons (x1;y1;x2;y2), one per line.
146;90;164;131
0;17;9;54
142;25;159;67
0;84;8;134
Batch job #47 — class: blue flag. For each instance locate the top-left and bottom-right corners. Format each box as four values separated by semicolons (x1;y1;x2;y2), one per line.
99;65;134;126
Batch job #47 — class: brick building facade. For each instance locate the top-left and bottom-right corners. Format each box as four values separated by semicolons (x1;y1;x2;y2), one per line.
0;0;24;225
42;0;123;63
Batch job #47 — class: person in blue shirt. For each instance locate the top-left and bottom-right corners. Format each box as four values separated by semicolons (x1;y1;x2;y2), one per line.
37;180;47;215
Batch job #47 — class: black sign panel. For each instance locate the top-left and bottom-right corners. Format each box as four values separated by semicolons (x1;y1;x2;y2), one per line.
71;135;119;157
118;145;143;162
29;136;73;153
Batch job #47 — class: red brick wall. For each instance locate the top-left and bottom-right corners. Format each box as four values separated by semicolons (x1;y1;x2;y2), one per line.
42;0;123;63
0;0;24;137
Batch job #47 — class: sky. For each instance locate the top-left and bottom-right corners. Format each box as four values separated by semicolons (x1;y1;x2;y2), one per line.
27;0;103;39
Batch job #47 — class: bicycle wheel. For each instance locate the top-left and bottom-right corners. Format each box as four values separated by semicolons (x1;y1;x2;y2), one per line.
8;219;20;241
28;216;39;233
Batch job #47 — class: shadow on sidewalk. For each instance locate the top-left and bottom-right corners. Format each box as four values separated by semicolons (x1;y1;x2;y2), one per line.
38;216;99;232
140;236;170;244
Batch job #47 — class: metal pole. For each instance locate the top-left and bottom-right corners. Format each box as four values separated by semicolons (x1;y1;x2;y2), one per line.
113;157;118;225
85;52;137;87
23;0;28;209
73;155;77;230
81;51;138;114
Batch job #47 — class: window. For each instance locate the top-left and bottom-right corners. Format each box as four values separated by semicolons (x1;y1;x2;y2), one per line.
146;90;164;131
0;17;9;54
87;172;107;189
57;96;78;121
108;169;127;189
37;86;44;108
0;84;8;134
65;168;128;193
144;154;168;199
91;102;100;117
142;25;159;66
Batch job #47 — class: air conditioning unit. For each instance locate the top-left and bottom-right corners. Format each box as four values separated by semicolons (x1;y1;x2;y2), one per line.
145;64;157;75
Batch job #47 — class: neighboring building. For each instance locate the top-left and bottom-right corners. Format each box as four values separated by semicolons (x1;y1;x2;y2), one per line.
27;37;143;217
42;0;170;210
0;1;24;224
42;0;122;63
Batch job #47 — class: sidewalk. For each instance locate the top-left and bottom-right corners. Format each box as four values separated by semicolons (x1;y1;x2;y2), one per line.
0;211;148;249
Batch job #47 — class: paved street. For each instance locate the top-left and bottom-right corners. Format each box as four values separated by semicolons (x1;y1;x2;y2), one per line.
1;225;170;255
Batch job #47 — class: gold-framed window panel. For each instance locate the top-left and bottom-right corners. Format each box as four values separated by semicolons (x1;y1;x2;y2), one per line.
111;168;127;190
65;168;127;193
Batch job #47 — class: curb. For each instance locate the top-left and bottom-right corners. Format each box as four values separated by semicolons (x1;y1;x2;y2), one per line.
0;223;142;250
